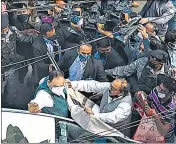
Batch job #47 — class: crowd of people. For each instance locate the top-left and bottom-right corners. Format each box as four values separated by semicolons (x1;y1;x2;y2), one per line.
1;0;176;143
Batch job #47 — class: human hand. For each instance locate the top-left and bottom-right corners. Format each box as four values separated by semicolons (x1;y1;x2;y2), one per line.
97;23;104;33
28;102;41;113
49;64;53;72
139;18;149;24
64;80;72;88
84;107;94;115
123;13;130;23
138;25;148;39
132;1;140;8
55;6;62;13
135;91;147;103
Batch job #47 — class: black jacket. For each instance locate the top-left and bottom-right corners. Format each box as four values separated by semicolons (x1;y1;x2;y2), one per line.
58;49;109;82
32;26;66;83
96;48;126;70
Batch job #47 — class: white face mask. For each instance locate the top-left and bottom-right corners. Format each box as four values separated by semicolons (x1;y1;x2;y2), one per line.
157;92;166;99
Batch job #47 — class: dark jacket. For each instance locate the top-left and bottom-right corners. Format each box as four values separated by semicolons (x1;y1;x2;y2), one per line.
32;25;67;83
58;49;109;82
94;48;126;70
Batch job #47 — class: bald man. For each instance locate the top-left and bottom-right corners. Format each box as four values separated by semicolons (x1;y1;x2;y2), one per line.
71;78;132;136
58;42;108;82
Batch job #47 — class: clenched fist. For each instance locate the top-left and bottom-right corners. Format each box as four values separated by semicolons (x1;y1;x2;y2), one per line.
28;102;41;113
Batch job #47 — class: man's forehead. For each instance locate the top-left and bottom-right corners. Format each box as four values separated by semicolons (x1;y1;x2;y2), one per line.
80;44;92;50
112;79;127;87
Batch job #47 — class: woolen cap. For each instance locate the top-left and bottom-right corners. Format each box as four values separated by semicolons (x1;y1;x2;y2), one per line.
150;50;168;63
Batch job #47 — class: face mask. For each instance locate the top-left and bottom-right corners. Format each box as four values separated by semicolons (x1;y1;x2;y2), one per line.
17;14;29;22
148;61;156;69
157;92;166;99
79;54;91;62
41;16;54;23
71;16;81;25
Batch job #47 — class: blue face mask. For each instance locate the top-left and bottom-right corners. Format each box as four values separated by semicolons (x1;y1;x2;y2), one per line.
71;16;81;25
79;54;91;62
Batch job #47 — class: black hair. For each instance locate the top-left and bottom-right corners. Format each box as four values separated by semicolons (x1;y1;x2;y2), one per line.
149;37;168;52
165;29;176;44
96;37;111;48
157;74;176;93
79;41;92;48
48;71;64;81
40;22;53;35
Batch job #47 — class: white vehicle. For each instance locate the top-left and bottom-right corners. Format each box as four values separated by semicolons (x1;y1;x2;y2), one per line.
2;108;139;143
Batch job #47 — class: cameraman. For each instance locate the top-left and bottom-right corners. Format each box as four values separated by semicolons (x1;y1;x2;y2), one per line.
139;0;176;39
97;24;151;64
62;5;85;45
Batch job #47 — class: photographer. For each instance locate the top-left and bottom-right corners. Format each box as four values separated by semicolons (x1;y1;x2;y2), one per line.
139;0;176;39
8;2;41;31
97;24;151;64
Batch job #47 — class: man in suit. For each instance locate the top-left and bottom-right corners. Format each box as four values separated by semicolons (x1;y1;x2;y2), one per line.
32;22;66;85
94;37;126;70
58;41;108;82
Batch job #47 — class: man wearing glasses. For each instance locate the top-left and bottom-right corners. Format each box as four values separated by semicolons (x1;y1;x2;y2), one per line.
71;78;132;137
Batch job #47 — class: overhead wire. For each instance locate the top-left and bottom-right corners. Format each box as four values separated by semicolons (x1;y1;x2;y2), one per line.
1;4;176;77
69;107;176;143
78;112;176;143
2;10;176;69
69;107;176;142
1;32;120;77
5;1;98;12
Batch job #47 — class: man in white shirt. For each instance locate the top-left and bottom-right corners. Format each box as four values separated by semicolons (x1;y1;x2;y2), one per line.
29;74;132;135
70;78;132;137
28;71;68;117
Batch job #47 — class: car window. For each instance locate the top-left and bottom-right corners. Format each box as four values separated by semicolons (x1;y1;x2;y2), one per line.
55;119;134;143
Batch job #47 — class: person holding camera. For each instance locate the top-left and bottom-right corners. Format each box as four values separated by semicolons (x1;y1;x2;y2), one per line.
97;23;151;64
139;0;176;39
